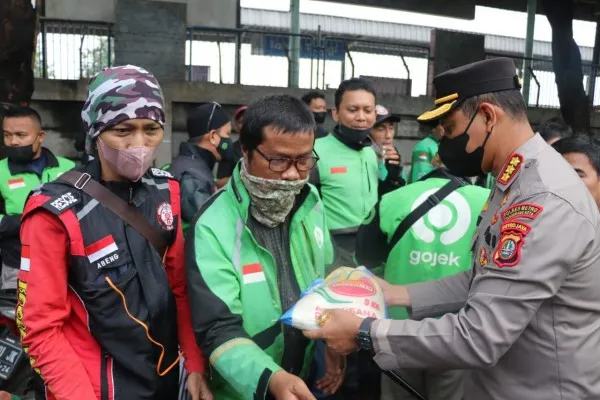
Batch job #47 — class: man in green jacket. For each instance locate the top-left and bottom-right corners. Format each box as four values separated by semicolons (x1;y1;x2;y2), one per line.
408;121;443;184
356;166;490;400
311;78;379;267
186;95;338;400
0;106;74;290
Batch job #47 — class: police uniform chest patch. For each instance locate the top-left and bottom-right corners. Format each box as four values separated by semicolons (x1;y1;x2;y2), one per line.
156;202;174;231
497;154;523;185
479;247;489;267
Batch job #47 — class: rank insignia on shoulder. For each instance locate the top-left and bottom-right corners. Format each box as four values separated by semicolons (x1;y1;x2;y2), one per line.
502;203;543;222
493;231;525;268
497;154;523;186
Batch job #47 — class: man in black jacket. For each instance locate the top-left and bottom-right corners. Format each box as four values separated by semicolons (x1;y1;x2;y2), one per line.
169;102;232;233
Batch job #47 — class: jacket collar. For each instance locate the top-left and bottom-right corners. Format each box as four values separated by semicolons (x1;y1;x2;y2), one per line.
177;142;216;170
7;147;59;176
228;162;314;224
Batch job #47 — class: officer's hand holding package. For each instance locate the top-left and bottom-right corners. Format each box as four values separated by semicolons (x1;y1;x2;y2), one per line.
304;58;600;400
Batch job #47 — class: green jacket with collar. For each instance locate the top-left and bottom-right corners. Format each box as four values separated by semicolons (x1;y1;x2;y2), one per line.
186;164;334;400
311;133;379;234
0;148;75;268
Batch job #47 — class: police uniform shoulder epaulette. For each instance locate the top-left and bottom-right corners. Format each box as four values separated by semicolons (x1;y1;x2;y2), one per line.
149;167;174;179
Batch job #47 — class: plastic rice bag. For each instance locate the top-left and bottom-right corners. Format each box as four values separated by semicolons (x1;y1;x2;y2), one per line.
280;266;387;330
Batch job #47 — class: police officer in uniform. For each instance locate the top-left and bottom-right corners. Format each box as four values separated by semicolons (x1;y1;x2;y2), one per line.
305;57;600;400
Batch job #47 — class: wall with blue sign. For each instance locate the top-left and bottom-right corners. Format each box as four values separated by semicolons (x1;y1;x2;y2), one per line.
260;35;346;61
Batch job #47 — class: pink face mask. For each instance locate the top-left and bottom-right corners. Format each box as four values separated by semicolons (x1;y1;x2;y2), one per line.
97;139;158;182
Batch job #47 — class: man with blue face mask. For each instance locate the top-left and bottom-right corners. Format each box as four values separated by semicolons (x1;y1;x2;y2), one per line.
169;102;233;234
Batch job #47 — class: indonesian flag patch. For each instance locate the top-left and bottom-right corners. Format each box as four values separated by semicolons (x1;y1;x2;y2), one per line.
20;245;30;272
418;153;428;161
85;235;118;263
8;178;26;190
242;263;266;285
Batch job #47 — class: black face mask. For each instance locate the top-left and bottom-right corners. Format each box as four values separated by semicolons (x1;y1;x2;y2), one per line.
217;136;236;162
6;144;35;164
337;123;371;144
313;112;327;125
438;111;493;178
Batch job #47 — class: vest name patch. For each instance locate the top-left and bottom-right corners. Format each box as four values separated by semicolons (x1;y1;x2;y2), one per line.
8;178;25;190
97;253;120;270
50;192;78;211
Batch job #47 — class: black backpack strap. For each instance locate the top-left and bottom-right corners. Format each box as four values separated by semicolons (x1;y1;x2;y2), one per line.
388;178;466;250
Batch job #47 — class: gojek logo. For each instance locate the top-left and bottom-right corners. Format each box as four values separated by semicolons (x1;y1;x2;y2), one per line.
408;189;471;267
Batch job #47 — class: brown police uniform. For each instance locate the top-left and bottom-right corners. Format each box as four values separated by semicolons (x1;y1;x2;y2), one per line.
370;58;600;400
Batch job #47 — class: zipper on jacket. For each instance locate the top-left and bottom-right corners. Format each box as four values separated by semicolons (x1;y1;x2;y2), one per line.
365;161;371;192
300;221;318;277
101;351;109;400
129;187;133;203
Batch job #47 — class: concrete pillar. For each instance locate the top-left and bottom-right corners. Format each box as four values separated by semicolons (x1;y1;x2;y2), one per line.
289;0;301;88
156;99;173;168
114;0;186;82
522;0;537;105
427;30;485;97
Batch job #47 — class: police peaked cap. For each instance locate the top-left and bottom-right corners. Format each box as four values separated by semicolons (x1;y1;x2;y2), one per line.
418;57;522;122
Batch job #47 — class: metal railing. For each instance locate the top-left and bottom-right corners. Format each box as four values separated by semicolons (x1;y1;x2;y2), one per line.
35;18;113;80
487;53;600;109
186;26;430;94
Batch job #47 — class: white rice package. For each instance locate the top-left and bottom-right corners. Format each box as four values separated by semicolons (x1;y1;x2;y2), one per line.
280;266;387;330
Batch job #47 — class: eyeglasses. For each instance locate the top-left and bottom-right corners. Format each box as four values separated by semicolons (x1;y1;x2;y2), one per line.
254;147;320;172
206;102;220;133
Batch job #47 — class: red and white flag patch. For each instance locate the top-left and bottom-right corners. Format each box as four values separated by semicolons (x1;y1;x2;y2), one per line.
330;167;347;175
242;263;266;285
418;153;428;161
85;235;118;263
8;178;26;190
20;245;30;272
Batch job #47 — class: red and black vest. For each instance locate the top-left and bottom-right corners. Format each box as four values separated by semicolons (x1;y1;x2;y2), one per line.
23;161;183;400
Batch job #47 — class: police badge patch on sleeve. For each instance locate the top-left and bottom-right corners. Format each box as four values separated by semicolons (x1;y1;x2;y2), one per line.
492;220;532;268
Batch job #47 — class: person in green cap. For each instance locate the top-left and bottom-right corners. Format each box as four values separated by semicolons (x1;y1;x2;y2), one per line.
0;106;74;290
408;120;443;184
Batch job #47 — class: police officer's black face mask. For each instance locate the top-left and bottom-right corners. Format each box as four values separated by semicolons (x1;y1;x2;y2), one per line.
439;110;493;178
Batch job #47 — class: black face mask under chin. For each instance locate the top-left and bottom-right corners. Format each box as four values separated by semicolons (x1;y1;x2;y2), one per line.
438;111;493;178
337;123;371;144
7;144;36;164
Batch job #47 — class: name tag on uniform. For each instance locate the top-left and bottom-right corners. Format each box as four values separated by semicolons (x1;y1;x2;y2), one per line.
7;178;25;190
242;263;266;284
330;167;347;174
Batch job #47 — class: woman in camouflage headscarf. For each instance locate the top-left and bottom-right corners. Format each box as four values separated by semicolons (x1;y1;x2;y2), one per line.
17;65;212;400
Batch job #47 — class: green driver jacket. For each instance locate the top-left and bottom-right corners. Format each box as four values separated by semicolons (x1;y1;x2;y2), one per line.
186;163;334;400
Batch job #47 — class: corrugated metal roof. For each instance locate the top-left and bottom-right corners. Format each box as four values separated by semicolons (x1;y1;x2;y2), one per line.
241;7;594;62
